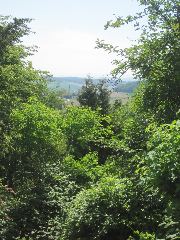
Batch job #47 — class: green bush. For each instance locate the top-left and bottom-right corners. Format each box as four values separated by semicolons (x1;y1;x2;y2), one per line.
62;177;133;240
0;163;79;239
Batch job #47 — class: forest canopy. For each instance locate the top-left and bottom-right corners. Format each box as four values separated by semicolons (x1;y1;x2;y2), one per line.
1;1;180;238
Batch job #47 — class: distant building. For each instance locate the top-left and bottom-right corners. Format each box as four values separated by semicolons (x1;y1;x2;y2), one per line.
68;85;71;94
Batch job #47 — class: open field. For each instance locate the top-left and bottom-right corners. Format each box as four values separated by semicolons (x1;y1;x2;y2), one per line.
110;92;130;104
64;92;130;106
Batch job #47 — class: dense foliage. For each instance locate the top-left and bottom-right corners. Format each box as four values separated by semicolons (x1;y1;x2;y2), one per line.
77;76;111;115
1;1;180;239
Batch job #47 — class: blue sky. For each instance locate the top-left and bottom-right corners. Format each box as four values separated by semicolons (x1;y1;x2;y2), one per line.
1;0;145;78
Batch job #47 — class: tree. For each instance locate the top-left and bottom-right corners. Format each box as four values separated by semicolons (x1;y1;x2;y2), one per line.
96;0;180;123
77;76;111;115
77;77;99;110
62;177;131;240
146;119;180;209
59;105;113;159
115;81;139;93
5;98;66;189
3;10;180;239
95;2;180;237
0;16;32;57
97;78;111;115
40;89;65;110
0;16;51;188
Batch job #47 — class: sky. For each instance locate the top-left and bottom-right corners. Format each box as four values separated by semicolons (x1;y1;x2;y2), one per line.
1;0;145;78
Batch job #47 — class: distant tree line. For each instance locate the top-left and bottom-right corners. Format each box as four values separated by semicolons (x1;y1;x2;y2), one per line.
115;81;139;93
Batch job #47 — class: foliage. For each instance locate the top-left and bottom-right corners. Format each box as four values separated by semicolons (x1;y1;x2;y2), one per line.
146;119;180;200
62;173;165;240
59;105;113;160
41;90;65;110
96;0;180;122
77;76;111;115
115;81;139;93
0;163;80;239
2;2;180;238
128;231;155;240
0;16;51;188
2;98;66;191
0;16;32;56
59;153;99;188
62;177;132;240
145;119;180;238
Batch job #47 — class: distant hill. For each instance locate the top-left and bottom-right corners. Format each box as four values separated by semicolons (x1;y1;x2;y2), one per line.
48;77;139;93
51;77;99;85
51;76;136;84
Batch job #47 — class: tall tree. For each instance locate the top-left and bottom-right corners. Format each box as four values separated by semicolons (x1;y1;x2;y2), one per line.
77;77;98;110
77;76;111;115
96;0;180;123
0;16;50;187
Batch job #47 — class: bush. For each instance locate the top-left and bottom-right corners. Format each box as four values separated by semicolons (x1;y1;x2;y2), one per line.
62;177;133;240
